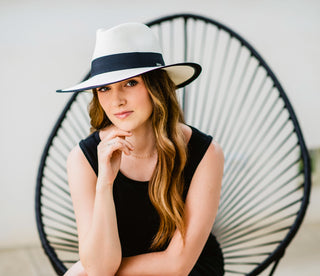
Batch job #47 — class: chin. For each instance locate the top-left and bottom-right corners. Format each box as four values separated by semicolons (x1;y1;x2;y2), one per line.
112;122;135;132
115;120;152;133
119;126;134;132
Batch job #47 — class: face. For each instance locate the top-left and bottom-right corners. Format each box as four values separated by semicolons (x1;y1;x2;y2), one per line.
96;76;153;132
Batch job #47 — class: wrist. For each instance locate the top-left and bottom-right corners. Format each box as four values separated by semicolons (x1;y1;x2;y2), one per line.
96;176;114;193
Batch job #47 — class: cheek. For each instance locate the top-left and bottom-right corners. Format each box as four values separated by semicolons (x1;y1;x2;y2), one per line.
140;95;153;116
98;95;110;113
141;89;153;107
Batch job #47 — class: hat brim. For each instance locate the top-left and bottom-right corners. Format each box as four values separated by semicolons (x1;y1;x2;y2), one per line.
56;62;201;93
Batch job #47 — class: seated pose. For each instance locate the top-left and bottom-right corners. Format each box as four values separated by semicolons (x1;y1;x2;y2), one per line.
57;22;224;276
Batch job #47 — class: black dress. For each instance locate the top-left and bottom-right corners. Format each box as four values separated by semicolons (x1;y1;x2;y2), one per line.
79;126;224;275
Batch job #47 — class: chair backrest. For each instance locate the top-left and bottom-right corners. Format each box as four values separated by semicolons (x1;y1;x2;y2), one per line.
35;13;311;276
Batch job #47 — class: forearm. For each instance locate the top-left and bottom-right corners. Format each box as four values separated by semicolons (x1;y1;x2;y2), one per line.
116;248;186;276
80;178;121;275
115;226;206;276
116;252;166;276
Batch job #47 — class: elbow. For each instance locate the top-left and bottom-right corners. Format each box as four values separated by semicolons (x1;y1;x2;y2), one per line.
166;253;193;276
80;247;122;276
172;262;191;276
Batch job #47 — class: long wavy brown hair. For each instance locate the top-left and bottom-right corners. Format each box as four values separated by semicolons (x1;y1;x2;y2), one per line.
88;70;187;250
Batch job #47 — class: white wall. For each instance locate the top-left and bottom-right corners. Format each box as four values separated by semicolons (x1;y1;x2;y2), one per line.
0;0;319;248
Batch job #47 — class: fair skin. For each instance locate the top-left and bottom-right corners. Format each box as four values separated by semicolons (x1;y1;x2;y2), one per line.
65;76;224;276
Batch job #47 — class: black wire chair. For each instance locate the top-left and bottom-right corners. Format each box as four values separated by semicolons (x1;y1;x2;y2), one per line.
35;13;311;275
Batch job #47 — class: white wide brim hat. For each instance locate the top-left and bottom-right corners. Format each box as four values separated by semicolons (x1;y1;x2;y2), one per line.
57;22;201;93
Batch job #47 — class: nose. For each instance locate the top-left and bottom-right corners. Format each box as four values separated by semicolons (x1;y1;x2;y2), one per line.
111;87;126;107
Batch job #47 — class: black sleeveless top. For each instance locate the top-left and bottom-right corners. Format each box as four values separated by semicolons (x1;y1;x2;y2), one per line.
79;126;224;276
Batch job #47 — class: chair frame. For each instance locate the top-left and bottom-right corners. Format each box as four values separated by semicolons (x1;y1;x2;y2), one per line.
35;13;311;275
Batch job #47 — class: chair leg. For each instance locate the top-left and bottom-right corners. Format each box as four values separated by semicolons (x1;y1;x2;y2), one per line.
268;249;285;276
268;259;280;275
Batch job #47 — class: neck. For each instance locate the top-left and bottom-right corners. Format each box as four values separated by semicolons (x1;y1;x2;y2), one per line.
126;122;156;157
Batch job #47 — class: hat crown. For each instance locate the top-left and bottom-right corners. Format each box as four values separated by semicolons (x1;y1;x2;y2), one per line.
57;22;201;93
92;23;162;61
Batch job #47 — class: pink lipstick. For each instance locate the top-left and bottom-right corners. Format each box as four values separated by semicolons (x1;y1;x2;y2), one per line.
114;111;133;119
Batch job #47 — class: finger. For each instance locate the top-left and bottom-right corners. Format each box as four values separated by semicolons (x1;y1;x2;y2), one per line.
108;141;132;157
106;129;132;140
118;137;134;151
101;136;134;151
117;139;134;154
105;138;133;154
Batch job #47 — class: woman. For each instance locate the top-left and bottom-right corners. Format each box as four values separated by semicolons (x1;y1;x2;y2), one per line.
58;22;224;276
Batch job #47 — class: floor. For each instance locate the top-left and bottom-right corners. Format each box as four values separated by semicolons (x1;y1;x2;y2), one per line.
1;186;319;276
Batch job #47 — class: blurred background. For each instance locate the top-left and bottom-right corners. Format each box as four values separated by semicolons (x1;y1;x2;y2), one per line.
0;0;319;275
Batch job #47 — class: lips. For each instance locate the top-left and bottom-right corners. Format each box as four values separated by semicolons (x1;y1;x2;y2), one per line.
114;111;133;119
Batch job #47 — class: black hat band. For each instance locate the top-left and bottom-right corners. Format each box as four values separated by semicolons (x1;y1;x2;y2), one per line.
90;52;165;77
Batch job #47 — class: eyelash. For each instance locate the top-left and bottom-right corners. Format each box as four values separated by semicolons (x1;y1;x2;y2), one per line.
97;79;138;92
126;79;138;87
97;87;110;92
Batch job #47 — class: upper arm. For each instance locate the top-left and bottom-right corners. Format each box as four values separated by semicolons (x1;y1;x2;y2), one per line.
167;140;224;274
67;145;97;244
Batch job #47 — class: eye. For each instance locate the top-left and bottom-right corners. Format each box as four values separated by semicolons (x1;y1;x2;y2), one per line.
126;79;138;87
97;86;110;92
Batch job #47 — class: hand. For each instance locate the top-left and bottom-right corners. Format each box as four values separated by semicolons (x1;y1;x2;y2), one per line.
97;127;134;186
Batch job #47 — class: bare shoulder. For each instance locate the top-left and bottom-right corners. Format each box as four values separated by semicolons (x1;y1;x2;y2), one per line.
67;144;87;167
194;136;224;186
207;139;224;163
67;144;97;186
180;123;192;144
180;123;224;163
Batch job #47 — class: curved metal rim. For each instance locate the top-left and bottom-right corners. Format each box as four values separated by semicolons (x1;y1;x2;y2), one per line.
35;13;311;276
36;71;91;275
147;13;311;275
35;90;83;275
